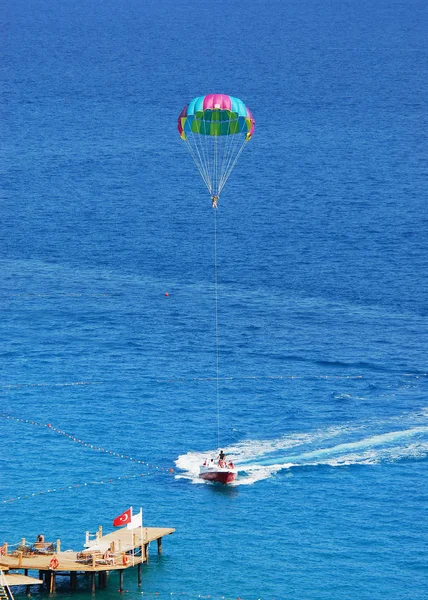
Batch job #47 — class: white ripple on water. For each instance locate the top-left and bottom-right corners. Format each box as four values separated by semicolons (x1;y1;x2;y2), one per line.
175;415;428;485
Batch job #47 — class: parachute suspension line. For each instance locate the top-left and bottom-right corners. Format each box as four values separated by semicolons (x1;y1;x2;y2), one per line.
183;114;250;200
219;135;241;194
202;124;213;194
213;207;221;450
224;117;237;172
190;132;212;195
218;121;248;194
184;136;212;194
208;130;215;196
217;117;234;196
219;137;248;195
194;129;213;195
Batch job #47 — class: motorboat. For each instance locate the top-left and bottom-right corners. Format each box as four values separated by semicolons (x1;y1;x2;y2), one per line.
199;458;237;484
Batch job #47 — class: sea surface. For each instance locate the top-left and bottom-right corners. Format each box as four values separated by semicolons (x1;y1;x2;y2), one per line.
2;1;428;599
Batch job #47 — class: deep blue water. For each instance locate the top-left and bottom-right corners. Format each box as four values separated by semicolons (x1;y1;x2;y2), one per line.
2;1;428;599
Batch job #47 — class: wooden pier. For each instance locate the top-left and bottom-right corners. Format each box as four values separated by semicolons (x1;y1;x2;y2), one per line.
0;524;174;593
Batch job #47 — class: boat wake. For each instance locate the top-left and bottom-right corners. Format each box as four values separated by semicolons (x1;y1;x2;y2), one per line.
175;409;428;485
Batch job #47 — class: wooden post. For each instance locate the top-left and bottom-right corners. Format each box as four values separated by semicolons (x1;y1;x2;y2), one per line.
21;538;26;547
119;570;124;593
98;571;106;589
3;543;8;555
45;571;51;593
111;541;115;554
137;562;142;586
157;538;162;555
25;569;30;596
38;570;44;588
51;573;56;594
144;544;149;562
70;571;77;591
18;551;23;567
91;572;96;594
56;538;61;553
85;531;90;546
92;554;96;568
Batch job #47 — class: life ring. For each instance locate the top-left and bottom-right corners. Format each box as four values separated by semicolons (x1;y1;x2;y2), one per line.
49;557;59;570
122;555;128;566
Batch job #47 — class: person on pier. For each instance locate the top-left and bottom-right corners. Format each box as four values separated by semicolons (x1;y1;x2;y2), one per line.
103;547;114;564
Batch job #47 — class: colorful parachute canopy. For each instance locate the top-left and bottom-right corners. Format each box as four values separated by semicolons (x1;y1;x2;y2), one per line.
178;94;254;200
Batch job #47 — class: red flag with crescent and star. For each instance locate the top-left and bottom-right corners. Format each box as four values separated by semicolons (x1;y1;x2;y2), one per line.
113;508;132;527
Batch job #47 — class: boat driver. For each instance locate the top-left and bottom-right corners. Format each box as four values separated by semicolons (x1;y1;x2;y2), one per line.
218;450;226;465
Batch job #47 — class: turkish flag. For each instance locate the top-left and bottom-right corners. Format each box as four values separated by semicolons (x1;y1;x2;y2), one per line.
113;508;132;527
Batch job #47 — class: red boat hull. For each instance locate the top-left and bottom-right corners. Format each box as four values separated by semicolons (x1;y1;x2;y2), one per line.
199;470;237;484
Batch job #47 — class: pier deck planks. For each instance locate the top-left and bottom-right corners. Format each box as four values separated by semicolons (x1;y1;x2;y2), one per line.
0;526;175;573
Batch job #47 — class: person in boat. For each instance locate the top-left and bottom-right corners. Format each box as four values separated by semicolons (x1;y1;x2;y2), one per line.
211;195;218;208
218;450;226;467
36;534;45;543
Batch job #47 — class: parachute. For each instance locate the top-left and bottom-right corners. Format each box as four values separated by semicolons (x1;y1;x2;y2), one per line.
178;94;255;205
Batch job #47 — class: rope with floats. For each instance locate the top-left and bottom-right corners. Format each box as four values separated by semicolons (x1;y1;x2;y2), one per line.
2;373;424;389
1;414;173;470
0;381;103;389
2;470;174;505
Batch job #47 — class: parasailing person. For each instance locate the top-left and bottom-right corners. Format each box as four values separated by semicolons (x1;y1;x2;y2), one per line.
178;93;254;205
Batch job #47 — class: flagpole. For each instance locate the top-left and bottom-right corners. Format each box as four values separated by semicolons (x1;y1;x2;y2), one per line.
140;507;143;563
130;506;134;566
132;506;135;566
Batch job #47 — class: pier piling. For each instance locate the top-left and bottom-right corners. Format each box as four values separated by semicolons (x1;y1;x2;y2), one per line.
70;571;77;590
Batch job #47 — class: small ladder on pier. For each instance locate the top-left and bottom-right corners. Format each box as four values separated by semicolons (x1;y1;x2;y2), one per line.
0;570;14;600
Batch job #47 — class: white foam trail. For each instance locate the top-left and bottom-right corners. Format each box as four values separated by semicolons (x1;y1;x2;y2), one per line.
174;424;349;484
288;426;428;462
175;414;428;485
174;452;208;484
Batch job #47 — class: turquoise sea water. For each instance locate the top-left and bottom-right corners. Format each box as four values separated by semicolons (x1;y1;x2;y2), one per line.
2;1;428;599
